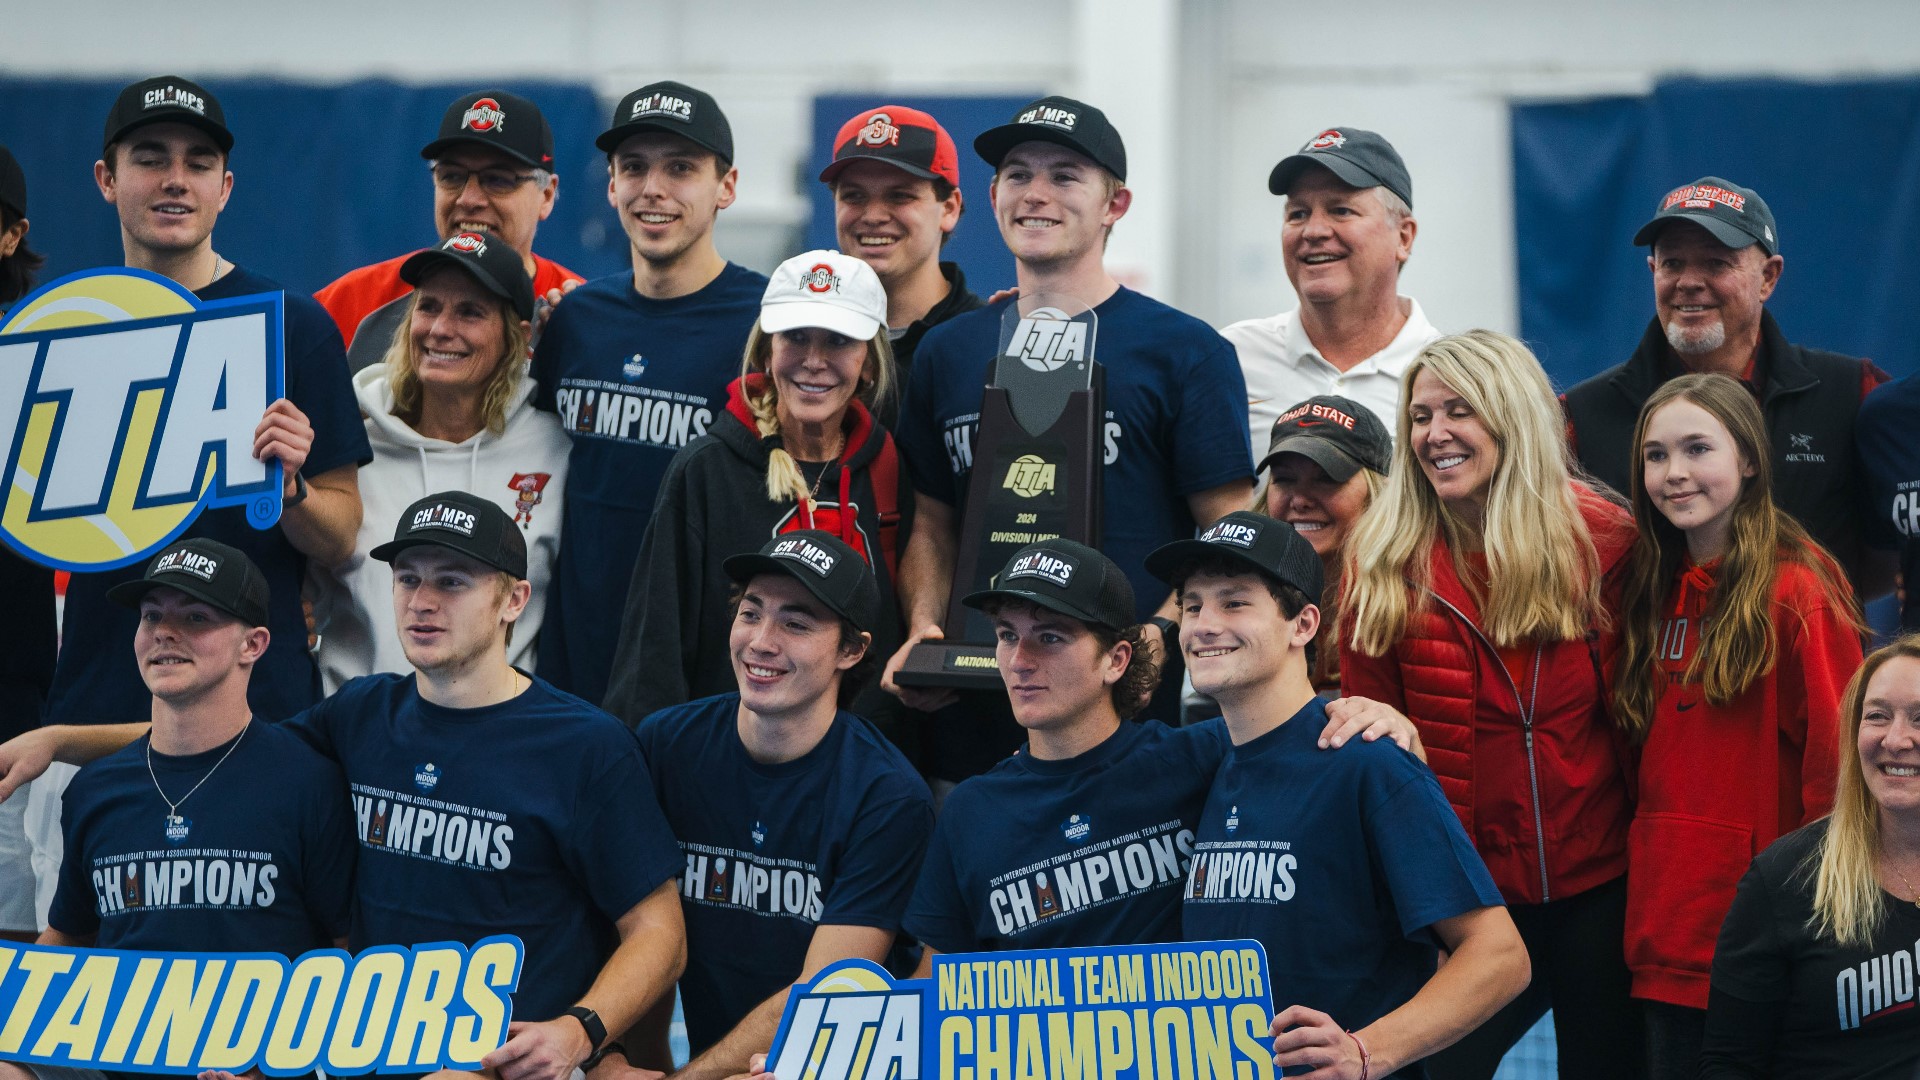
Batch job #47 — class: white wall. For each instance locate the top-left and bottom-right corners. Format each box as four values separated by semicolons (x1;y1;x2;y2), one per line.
13;0;1920;332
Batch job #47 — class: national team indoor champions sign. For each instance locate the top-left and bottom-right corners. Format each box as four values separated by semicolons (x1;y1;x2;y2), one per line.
0;267;284;571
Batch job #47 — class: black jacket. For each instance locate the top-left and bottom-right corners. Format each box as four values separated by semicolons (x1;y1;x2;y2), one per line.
1564;311;1881;585
603;376;903;727
878;261;984;431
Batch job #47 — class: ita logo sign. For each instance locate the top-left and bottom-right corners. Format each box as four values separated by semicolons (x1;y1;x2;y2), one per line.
0;268;285;571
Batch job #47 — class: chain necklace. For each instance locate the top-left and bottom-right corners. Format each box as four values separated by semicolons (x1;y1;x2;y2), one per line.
802;432;846;511
148;723;247;845
1893;862;1920;911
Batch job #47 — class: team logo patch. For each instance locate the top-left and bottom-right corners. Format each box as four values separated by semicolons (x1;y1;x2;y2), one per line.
799;264;841;294
461;98;506;133
622;354;648;381
752;821;767;848
1005;550;1075;588
1225;805;1240;835
1305;129;1346;151
1002;454;1057;499
770;536;836;577
143;84;207;116
1200;521;1259;549
0;269;285;572
629;92;694;123
1004;306;1089;373
447;232;488;256
162;814;192;845
1016;105;1078;130
509;472;550;528
414;763;441;793
857;112;901;147
153;546;221;582
410;502;477;537
1661;182;1747;214
1061;814;1092;845
1277;401;1358;430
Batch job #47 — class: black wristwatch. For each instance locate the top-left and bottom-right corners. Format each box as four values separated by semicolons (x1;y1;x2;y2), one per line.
583;1041;627;1071
564;1005;607;1051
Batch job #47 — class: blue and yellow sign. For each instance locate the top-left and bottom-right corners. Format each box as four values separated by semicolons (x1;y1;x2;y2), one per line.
0;267;284;571
767;940;1275;1080
0;937;520;1076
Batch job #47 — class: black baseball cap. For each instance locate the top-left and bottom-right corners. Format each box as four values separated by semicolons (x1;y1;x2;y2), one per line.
1632;176;1778;256
1258;395;1392;482
420;89;554;171
963;539;1137;632
0;145;24;219
974;96;1127;182
724;531;881;632
103;76;232;155
1146;511;1324;608
597;81;733;164
400;231;536;321
1267;127;1412;210
371;491;529;580
107;538;270;628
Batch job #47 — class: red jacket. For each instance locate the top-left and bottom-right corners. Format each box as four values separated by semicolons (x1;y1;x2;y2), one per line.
1623;552;1856;1009
315;251;582;348
1341;485;1636;906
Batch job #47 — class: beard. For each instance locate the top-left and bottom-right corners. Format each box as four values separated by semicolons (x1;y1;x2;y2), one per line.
1665;316;1726;357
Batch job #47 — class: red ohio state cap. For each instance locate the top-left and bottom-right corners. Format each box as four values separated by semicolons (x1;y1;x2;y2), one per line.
819;105;960;188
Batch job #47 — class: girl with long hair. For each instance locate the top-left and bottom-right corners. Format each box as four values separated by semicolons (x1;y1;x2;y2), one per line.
1700;637;1920;1077
1342;330;1642;1079
1613;372;1861;1077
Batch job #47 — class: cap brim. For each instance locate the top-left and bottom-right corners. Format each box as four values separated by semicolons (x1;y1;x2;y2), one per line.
973;126;1118;178
724;552;867;629
759;300;880;341
819;153;943;185
595;122;731;163
399;250;534;321
1143;538;1273;587
419;135;545;169
368;535;523;578
1257;437;1364;483
1632;211;1764;252
107;113;234;155
960;586;1119;631
105;577;257;626
1267;154;1383;197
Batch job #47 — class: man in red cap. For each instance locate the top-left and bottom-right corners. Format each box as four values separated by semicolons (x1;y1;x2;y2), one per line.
819;105;982;418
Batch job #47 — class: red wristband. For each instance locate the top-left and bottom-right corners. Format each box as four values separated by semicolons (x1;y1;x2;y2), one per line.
1347;1029;1371;1080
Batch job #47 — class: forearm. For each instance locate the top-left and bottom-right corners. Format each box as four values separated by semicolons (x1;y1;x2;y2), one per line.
670;987;790;1080
280;467;362;567
1353;917;1528;1074
45;723;151;765
577;910;686;1043
897;499;956;630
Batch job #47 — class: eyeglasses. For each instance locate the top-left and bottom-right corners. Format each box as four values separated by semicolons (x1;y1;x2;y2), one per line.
431;166;539;196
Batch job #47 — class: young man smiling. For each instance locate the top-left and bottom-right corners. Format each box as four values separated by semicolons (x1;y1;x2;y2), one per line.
1;494;687;1080
886;95;1254;773
902;539;1229;962
632;532;932;1080
1148;512;1527;1079
532;80;767;705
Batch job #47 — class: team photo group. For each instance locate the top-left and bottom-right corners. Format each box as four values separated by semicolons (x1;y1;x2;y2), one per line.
0;71;1916;1080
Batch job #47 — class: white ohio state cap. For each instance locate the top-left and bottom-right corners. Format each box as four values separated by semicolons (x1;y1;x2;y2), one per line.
759;249;887;341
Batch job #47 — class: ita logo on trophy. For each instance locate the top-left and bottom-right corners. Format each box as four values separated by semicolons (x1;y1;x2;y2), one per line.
899;294;1103;688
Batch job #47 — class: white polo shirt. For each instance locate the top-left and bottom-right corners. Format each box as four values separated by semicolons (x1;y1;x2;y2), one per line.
1223;297;1440;455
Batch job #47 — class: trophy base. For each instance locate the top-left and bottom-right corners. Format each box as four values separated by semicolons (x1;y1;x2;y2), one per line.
894;641;1003;690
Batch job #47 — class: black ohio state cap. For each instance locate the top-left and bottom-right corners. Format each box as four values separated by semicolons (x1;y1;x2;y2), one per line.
420;89;554;170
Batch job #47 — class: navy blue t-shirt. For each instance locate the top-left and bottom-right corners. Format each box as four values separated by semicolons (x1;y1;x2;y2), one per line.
1857;373;1920;549
49;718;355;953
47;266;370;726
1182;699;1502;1077
905;718;1229;953
635;694;933;1052
285;673;682;1020
531;264;765;704
895;289;1253;622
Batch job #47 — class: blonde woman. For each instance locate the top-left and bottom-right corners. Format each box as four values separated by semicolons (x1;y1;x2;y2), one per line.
1341;330;1641;1079
1702;637;1920;1077
604;251;901;727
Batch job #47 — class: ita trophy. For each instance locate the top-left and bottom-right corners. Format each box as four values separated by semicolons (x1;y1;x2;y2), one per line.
898;294;1103;688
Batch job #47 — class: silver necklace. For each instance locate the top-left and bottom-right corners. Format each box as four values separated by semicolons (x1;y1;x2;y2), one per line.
148;724;247;845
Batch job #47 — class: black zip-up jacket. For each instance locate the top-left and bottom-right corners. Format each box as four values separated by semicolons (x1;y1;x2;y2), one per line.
878;261;984;431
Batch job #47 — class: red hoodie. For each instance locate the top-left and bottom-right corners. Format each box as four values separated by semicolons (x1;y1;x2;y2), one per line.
1623;549;1857;1009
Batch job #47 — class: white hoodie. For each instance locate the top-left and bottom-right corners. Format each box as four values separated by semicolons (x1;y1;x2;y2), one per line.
310;363;570;692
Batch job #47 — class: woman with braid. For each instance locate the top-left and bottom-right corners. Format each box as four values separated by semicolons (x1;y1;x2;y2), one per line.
605;250;903;727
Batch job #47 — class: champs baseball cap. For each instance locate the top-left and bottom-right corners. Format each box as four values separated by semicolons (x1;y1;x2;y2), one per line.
103;76;232;155
400;231;536;321
760;250;887;341
371;491;529;580
1267;127;1412;210
107;538;270;628
724;531;882;632
974;96;1127;181
820;106;960;188
1258;395;1392;482
963;539;1137;633
420;89;554;170
1146;511;1324;608
597;81;733;164
0;145;24;219
1632;176;1778;256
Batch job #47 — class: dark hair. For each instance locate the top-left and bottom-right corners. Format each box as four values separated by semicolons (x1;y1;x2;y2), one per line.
0;204;44;307
1163;553;1317;666
726;582;873;708
980;598;1162;720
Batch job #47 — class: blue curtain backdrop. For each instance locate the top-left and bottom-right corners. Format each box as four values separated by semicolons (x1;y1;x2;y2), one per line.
1513;76;1920;385
0;78;628;297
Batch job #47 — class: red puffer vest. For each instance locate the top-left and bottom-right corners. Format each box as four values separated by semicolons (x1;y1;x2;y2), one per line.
1341;484;1636;906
